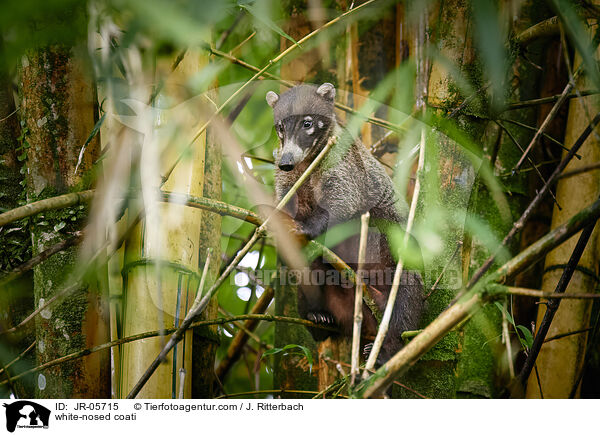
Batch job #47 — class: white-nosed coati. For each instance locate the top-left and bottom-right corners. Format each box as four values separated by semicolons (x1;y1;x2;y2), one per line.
266;83;423;364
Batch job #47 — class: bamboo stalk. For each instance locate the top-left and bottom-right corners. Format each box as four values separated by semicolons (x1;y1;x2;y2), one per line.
350;212;369;386
126;135;338;398
119;49;209;399
525;31;600;397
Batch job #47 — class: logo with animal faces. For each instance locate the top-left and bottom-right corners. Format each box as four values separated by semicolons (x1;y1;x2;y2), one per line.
2;401;51;432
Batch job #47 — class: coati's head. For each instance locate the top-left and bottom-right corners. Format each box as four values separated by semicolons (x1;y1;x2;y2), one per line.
266;83;336;171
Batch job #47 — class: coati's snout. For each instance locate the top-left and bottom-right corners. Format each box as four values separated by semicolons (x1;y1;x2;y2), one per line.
278;152;295;171
267;83;336;171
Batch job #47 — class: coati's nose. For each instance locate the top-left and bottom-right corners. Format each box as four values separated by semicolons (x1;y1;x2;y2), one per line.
278;153;295;171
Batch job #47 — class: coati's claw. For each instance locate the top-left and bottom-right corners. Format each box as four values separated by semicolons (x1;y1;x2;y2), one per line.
363;342;373;359
307;312;334;325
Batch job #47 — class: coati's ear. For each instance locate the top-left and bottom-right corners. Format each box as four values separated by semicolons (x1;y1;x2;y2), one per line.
266;91;279;108
316;83;335;101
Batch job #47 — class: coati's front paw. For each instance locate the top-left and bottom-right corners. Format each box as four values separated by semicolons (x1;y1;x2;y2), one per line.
289;225;311;244
306;311;335;326
289;225;306;236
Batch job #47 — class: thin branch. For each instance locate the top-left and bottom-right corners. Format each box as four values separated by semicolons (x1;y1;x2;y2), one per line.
0;233;82;287
466;111;600;291
500;118;578;156
0;190;94;227
491;199;600;283
544;327;592;343
0;106;19;123
362;109;425;375
161;0;378;184
205;46;409;134
512;67;582;173
558;162;600;180
215;282;275;381
517;220;598;387
506;286;600;299
498;159;560;178
0;281;80;337
0;341;35;377
424;242;461;300
501;300;515;378
534;364;544;398
495;120;559;207
0;358;17;397
320;355;429;399
515;16;559;46
0;314;333;387
229;31;257;55
160;191;262;226
505;90;599;111
353;197;600;398
218;307;273;351
350;211;369;386
215;389;323;399
447;82;491;120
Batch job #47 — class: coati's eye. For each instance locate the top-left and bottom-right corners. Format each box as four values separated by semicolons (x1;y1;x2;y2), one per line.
303;120;313;129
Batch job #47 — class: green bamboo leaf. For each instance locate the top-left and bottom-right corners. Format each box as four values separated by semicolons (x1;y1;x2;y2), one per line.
239;3;300;48
552;0;600;89
74;113;106;174
471;0;507;110
516;325;534;350
262;343;313;366
494;301;515;326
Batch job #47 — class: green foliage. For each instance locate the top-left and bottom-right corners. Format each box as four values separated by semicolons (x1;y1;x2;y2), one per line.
262;343;314;372
2;0;600;399
494;301;533;351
